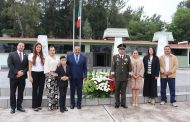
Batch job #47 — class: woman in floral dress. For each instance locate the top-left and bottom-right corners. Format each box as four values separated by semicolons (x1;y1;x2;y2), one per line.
44;46;59;110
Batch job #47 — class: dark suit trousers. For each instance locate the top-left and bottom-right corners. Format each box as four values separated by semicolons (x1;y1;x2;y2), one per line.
59;80;68;109
161;78;176;103
70;79;83;106
10;78;26;109
32;71;45;108
115;80;127;106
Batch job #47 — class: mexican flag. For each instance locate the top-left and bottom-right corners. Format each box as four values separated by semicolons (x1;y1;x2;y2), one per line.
76;9;81;28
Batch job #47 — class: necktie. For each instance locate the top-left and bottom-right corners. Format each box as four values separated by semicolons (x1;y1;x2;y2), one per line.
76;55;79;64
19;52;22;62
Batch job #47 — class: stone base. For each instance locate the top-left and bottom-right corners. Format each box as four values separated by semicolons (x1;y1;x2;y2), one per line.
1;92;190;108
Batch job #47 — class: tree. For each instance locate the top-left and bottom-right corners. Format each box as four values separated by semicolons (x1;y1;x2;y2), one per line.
178;0;190;8
0;0;167;40
0;0;14;36
2;0;40;37
127;8;164;40
83;19;92;39
83;0;107;39
168;7;190;42
168;0;190;43
40;0;73;38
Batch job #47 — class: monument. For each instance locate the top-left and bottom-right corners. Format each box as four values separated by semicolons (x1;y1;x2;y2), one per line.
152;31;174;57
37;35;48;57
103;28;129;55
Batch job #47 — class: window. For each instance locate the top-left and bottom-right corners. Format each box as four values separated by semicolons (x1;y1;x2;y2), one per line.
171;49;187;56
91;45;112;67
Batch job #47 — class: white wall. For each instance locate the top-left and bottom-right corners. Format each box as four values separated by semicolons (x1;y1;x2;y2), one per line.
0;53;9;67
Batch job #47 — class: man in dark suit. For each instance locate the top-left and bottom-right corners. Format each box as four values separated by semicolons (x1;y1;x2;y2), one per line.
7;42;28;114
111;43;132;108
55;56;71;113
67;46;87;109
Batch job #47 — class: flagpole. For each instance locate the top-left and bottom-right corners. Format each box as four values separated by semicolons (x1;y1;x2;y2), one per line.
79;0;82;48
72;0;76;51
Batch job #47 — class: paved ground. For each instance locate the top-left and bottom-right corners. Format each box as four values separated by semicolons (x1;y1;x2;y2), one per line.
1;69;190;122
0;102;190;122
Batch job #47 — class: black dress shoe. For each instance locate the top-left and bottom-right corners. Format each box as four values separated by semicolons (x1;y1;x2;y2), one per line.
33;108;39;111
60;109;64;113
63;107;68;111
121;105;128;108
77;105;81;109
17;107;26;112
10;109;15;114
70;105;75;109
115;105;119;108
38;107;42;110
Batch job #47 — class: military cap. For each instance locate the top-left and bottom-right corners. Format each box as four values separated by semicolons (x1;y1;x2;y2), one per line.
117;43;126;48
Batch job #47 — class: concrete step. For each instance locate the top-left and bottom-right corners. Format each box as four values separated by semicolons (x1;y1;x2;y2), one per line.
1;92;190;108
0;87;71;96
1;86;190;96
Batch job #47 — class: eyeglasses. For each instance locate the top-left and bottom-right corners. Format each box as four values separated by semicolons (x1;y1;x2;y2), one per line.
119;48;125;50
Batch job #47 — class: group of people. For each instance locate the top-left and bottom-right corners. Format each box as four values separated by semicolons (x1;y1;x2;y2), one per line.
7;41;178;114
7;42;87;114
111;43;178;108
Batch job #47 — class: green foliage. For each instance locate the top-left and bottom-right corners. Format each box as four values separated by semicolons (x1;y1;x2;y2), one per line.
168;4;190;42
83;72;96;96
1;28;14;36
178;0;190;8
83;19;92;39
1;0;40;37
0;0;183;41
128;8;164;41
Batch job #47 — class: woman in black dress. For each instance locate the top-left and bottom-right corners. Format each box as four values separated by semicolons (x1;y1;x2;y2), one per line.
143;47;160;105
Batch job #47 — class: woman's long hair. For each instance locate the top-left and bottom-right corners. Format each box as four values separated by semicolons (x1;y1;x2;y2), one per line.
147;47;156;60
32;42;44;65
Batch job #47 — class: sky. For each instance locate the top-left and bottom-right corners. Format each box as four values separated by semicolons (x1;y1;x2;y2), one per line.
125;0;182;23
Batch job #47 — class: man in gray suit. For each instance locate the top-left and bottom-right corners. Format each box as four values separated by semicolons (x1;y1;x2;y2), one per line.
111;43;131;108
7;42;28;114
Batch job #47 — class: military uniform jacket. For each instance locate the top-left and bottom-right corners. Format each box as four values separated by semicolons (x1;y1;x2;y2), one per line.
111;54;132;81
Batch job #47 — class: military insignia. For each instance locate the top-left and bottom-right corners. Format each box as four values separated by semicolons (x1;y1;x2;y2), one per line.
116;57;119;62
117;62;119;65
124;58;128;64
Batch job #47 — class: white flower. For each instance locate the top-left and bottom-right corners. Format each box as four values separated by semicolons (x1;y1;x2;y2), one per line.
97;79;102;82
99;75;103;78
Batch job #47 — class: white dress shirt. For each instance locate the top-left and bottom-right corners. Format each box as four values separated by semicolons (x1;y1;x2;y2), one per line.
74;54;80;61
28;53;44;72
164;55;170;72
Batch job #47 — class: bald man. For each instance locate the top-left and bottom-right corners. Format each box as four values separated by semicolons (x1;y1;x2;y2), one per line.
67;46;87;109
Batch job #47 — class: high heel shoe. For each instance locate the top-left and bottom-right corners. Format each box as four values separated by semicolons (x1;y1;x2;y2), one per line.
132;104;136;107
147;98;151;104
151;99;156;105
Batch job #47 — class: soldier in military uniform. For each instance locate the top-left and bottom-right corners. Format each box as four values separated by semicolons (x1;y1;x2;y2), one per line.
111;43;132;108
